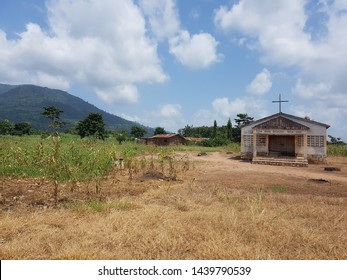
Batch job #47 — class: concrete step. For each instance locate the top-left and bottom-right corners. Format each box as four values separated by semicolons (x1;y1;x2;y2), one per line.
252;157;308;167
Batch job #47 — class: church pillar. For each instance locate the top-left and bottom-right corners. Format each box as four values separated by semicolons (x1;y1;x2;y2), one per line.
324;134;327;156
253;132;257;159
303;134;308;160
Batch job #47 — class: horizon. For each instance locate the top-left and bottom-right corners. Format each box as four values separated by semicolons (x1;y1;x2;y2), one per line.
0;0;346;140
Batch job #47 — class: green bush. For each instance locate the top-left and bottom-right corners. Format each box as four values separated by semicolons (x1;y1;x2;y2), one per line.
199;137;232;147
328;144;347;156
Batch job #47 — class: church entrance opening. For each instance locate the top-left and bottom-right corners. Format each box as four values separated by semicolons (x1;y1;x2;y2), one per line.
268;135;295;157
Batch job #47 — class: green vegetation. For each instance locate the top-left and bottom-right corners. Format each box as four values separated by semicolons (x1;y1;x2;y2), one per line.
0;135;240;183
115;130;129;144
0;119;32;136
42;106;65;131
179;113;254;146
0;134;115;182
130;126;146;138
154;127;166;135
327;135;346;156
328;135;345;145
12;122;32;136
76;112;106;140
0;119;12;135
269;185;288;192
327;144;347;157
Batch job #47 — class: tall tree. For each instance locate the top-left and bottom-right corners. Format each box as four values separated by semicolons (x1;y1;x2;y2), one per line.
0;119;13;135
76;112;106;140
233;113;254;143
154;127;166;135
226;118;232;140
42;106;64;133
212;120;217;138
130;125;146;138
115;130;128;145
12;122;32;136
234;113;254;127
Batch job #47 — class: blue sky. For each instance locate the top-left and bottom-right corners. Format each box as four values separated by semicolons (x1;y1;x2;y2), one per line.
1;0;347;140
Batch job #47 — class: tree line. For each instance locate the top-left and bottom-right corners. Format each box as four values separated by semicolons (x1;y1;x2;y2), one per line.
178;113;254;146
0;106;169;144
0;107;255;146
2;107;345;146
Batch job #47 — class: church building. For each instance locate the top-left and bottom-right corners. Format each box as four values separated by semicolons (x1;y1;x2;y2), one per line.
241;112;330;167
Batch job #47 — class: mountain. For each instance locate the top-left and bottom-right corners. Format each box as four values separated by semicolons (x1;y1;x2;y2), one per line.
0;83;153;133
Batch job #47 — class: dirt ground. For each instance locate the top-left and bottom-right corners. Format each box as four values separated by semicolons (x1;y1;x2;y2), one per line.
193;152;347;197
1;152;346;210
1;152;347;260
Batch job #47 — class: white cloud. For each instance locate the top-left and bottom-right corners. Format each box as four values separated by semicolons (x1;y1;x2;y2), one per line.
158;103;182;119
214;0;347;139
169;30;222;69
214;0;314;67
212;97;268;119
95;85;139;105
213;0;347;93
292;79;331;99
192;109;216;127
0;0;222;101
0;0;168;104
140;0;221;69
120;113;146;124
212;97;246;118
150;103;185;132
138;0;180;40
247;68;272;95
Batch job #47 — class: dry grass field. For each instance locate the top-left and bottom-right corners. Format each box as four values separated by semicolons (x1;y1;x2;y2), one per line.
1;151;346;260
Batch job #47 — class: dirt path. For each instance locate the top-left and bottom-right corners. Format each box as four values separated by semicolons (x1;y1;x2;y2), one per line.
190;152;347;197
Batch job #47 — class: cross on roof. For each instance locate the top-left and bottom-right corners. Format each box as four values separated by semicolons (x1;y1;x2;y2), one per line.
272;94;288;113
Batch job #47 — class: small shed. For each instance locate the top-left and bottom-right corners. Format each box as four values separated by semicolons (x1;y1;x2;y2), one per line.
141;134;187;146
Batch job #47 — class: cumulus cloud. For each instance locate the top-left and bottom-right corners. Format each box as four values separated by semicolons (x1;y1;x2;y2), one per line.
214;0;315;66
214;0;347;132
140;0;221;69
0;0;221;106
95;85;139;105
0;0;168;104
158;103;182;118
212;97;246;118
292;79;331;100
247;68;272;95
212;97;268;119
192;109;216;127
138;0;180;40
169;31;222;69
150;103;185;132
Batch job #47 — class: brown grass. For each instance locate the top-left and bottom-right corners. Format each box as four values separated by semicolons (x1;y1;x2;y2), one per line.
0;152;346;260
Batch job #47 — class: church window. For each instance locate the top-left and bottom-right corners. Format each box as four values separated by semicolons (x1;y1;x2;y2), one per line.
297;135;304;146
244;135;253;147
307;135;324;147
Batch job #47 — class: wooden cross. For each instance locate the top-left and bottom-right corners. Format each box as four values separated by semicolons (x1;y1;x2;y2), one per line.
272;94;288;113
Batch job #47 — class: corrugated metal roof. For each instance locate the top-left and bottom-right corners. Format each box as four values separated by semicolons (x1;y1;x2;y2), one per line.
152;134;179;139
